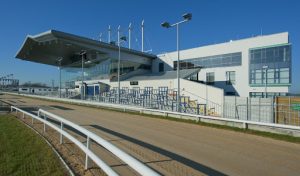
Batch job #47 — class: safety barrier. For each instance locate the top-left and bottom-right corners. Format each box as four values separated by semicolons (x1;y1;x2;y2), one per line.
15;93;300;131
10;106;160;176
7;92;300;135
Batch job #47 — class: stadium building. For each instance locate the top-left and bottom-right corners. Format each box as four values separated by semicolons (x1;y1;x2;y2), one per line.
15;30;292;114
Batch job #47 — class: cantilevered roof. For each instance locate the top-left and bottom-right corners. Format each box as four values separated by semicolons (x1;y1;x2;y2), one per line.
125;68;201;81
15;30;156;67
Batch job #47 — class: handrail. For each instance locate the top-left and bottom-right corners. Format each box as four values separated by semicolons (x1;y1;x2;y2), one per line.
44;96;300;131
38;109;160;176
11;106;160;176
11;106;119;176
181;89;221;107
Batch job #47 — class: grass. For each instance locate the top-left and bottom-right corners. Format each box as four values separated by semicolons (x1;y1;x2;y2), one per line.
0;114;67;176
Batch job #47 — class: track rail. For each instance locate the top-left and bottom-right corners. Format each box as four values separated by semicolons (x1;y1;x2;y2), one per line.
11;106;160;176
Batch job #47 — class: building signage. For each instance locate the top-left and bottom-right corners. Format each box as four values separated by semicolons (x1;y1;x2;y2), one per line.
291;103;300;111
130;81;138;85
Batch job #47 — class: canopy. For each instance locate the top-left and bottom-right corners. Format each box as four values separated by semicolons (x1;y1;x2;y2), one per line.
15;30;156;67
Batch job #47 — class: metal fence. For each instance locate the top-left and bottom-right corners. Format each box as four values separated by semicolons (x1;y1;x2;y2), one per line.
6;90;300;127
223;96;274;123
11;106;160;176
224;96;300;126
276;97;300;126
5;87;223;116
6;93;300;138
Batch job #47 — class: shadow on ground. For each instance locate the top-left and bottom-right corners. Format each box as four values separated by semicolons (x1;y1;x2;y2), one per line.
89;124;227;176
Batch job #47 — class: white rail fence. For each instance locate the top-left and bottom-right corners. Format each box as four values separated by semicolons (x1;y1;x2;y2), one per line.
9;93;300;133
10;106;160;176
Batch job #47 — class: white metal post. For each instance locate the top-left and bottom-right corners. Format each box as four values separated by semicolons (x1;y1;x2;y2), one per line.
141;20;144;52
43;114;46;132
60;121;63;144
85;136;90;170
118;25;121;104
176;24;181;112
265;68;268;98
263;65;268;98
108;25;111;43
128;23;132;49
59;66;61;98
246;97;249;120
99;33;102;42
57;58;63;98
161;14;192;112
81;53;85;100
259;97;261;122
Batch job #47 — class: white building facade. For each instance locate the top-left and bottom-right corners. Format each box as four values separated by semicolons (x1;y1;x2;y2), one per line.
154;32;291;97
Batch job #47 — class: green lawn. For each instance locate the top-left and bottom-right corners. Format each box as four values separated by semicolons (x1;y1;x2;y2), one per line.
0;114;67;176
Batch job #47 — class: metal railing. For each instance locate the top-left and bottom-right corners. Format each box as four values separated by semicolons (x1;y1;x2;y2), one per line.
13;93;300;131
6;92;300;135
223;96;300;126
0;100;10;113
18;91;80;99
10;106;160;176
91;87;222;116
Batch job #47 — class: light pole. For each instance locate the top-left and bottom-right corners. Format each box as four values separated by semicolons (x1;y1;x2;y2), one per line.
80;50;87;100
57;58;63;98
117;26;127;104
161;13;192;112
262;65;268;98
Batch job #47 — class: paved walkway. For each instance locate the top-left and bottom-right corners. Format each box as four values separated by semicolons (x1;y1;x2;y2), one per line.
1;94;300;176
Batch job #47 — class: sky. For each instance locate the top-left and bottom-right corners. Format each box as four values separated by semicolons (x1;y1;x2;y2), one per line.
0;0;299;93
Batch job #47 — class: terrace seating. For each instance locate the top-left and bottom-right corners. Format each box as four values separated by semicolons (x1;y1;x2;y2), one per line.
91;86;221;116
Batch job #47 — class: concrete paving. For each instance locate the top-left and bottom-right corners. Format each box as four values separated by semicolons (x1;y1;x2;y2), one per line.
1;94;300;176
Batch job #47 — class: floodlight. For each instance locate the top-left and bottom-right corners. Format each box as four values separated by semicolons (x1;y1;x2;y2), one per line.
80;50;87;55
182;13;192;21
120;36;127;41
161;22;171;28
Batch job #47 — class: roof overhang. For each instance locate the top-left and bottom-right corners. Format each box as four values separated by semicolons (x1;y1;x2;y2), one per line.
15;30;157;67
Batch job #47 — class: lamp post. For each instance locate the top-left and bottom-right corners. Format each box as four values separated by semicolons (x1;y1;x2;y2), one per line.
161;13;192;112
80;50;87;100
117;26;127;104
57;58;63;98
262;65;268;98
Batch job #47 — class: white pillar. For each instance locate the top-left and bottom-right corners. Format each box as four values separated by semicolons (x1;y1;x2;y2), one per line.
128;23;132;49
118;25;121;103
108;25;111;43
141;20;144;52
99;33;102;42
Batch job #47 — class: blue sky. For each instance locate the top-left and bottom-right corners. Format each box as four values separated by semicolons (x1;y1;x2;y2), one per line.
0;0;299;93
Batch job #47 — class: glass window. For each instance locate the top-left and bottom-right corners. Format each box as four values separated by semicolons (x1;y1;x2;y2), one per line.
173;52;242;70
190;73;198;81
206;72;215;85
249;44;291;85
173;61;177;70
159;63;164;72
226;92;236;96
250;92;287;98
226;71;236;85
